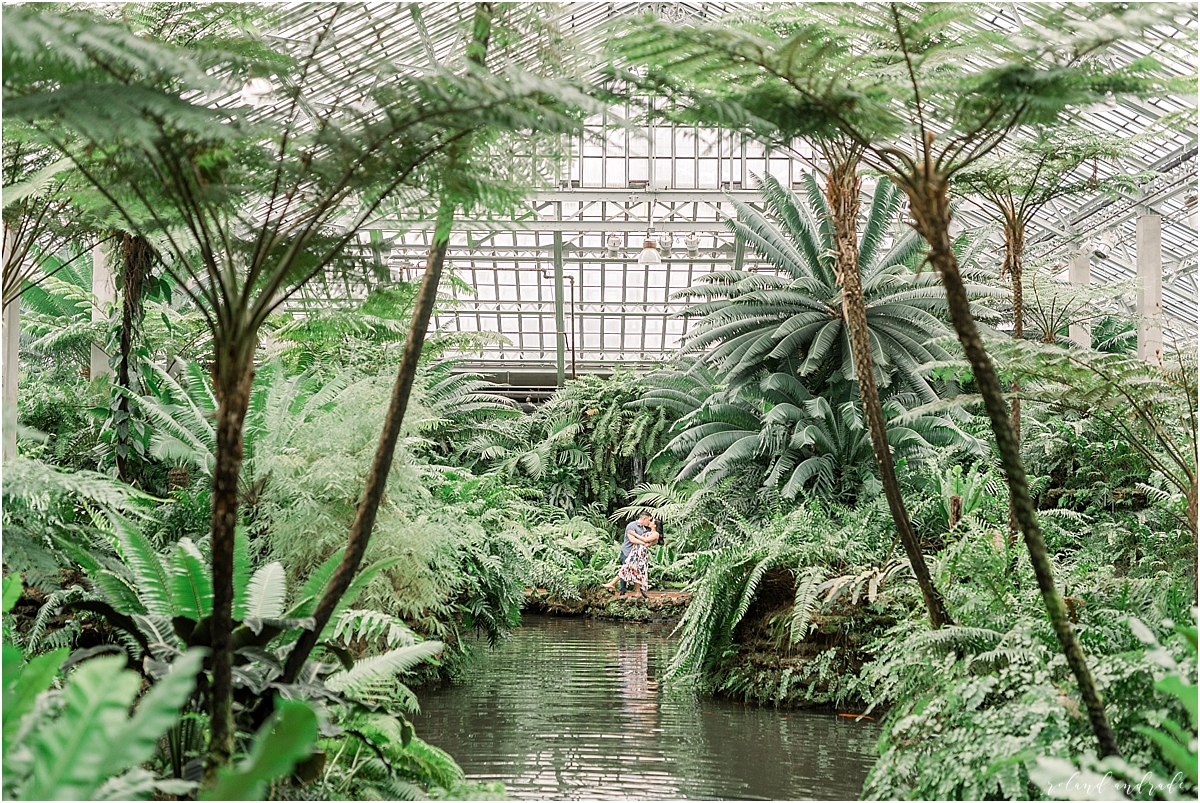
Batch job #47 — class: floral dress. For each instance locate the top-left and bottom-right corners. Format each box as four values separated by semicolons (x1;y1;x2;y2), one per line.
617;543;650;591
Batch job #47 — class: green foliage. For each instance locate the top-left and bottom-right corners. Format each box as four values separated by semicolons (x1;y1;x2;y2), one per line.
932;463;1001;531
465;371;677;514
229;366;542;648
861;518;1196;800
1;456;157;591
1130;620;1197;788
318;712;466;800
653;369;984;503
1028;620;1197;801
200;699;319;801
668;501;893;681
1001;341;1196;519
3;573;204;803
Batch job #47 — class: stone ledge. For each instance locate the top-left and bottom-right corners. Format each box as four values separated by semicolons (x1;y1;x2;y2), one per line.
523;587;691;623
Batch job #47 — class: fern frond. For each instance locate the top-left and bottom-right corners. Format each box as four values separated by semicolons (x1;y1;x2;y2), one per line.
325;641;444;698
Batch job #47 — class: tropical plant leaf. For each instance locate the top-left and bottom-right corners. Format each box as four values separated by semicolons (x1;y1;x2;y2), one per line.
325;641;444;698
200;699;319;801
242;562;287;621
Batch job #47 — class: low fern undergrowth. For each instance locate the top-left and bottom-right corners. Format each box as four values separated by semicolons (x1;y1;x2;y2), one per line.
664;489;1197;801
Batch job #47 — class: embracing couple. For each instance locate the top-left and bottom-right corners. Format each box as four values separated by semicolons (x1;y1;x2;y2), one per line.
602;510;660;598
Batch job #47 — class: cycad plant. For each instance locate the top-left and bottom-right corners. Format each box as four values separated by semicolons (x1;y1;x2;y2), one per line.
680;172;1001;401
659;370;983;502
675;168;997;629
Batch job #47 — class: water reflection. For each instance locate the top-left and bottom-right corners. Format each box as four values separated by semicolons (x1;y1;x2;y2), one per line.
414;616;878;800
618;636;657;729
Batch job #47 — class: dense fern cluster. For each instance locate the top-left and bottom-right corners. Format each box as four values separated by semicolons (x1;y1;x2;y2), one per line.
862;517;1196;800
464;371;678;514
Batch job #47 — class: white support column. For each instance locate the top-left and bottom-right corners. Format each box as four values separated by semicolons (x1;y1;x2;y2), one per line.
2;296;17;462
1068;252;1091;348
1135;213;1163;366
90;241;115;380
3;223;17;461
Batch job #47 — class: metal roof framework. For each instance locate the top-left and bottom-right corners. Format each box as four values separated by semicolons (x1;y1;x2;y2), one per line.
268;2;1197;381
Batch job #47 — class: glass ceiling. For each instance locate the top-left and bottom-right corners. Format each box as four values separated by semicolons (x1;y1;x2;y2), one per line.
276;2;1198;380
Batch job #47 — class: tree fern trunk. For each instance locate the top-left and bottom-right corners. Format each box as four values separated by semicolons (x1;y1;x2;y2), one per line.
826;156;952;629
905;170;1120;759
3;223;18;463
204;337;256;782
281;1;495;684
1189;477;1197;538
115;233;152;483
1004;217;1024;553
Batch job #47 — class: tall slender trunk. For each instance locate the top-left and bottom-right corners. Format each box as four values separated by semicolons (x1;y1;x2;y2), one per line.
115;234;152;483
2;297;17;463
1004;216;1024;550
1188;478;1197;538
282;204;454;683
204;337;256;783
826;158;952;629
281;1;495;684
904;166;1120;759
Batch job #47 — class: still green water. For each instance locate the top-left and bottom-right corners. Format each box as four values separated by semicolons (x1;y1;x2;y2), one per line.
414;615;879;800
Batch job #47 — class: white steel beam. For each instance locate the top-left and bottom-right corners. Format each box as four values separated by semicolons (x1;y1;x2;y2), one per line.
1069;252;1092;348
90;242;115;380
1136;213;1164;364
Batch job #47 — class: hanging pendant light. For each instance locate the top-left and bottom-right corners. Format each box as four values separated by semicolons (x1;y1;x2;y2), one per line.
638;238;660;264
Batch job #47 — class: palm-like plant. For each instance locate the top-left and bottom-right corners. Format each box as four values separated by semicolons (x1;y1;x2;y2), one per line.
679;173;1003;402
660;371;983;502
415;363;519;450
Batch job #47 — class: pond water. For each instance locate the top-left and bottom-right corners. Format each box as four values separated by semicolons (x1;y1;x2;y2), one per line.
414;615;880;800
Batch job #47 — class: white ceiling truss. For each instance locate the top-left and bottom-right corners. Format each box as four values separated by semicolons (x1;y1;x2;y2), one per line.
269;2;1196;376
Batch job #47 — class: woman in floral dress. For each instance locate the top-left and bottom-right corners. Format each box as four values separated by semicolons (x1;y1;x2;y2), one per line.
616;518;658;597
